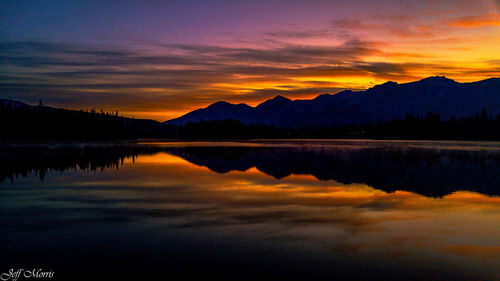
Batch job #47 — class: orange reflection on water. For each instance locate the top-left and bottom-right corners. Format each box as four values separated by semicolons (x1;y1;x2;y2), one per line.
123;153;499;208
63;150;498;279
3;144;500;280
111;153;500;262
6;149;497;280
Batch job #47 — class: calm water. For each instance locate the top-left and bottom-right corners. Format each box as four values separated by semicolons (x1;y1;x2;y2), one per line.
1;140;499;280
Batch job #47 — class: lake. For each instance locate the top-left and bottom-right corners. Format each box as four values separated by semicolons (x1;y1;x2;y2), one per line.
1;140;499;280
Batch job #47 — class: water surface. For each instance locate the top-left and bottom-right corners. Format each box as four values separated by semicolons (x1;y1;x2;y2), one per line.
1;140;499;280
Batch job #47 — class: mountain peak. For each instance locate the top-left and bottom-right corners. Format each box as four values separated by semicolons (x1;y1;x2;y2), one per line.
381;81;398;86
313;93;333;100
417;76;457;85
205;101;253;112
257;95;292;108
370;81;398;91
207;101;231;108
270;95;292;102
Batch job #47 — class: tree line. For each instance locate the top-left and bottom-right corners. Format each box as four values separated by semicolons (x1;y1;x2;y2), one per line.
2;99;499;140
0;100;140;140
177;109;500;140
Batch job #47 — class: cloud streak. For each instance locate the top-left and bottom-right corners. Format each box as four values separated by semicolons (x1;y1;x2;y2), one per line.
448;14;500;28
1;38;499;121
1;1;499;120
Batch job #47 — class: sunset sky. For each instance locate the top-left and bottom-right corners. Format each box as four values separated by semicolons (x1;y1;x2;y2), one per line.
1;0;500;121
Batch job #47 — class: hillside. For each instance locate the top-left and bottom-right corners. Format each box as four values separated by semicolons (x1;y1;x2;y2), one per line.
0;99;172;140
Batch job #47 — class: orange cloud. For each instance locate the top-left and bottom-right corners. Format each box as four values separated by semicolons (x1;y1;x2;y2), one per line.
444;244;500;258
449;14;500;27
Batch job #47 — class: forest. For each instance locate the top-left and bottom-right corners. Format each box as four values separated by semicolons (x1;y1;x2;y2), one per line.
1;99;499;140
0;100;170;140
177;109;500;140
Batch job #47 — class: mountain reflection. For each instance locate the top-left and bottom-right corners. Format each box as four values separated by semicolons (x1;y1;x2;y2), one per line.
0;144;144;183
166;144;500;197
2;141;500;197
1;142;500;281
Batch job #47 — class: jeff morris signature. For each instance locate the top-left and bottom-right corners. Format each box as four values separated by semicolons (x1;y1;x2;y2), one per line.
1;269;54;281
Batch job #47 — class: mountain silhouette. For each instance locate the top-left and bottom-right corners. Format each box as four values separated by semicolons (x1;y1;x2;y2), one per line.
175;101;253;123
165;76;500;127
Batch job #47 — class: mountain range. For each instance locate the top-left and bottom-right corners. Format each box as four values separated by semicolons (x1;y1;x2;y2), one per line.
165;76;500;128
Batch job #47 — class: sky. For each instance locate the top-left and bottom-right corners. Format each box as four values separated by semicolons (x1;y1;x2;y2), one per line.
1;0;500;121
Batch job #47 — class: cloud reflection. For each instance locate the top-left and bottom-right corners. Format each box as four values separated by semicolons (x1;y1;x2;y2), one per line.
1;147;499;280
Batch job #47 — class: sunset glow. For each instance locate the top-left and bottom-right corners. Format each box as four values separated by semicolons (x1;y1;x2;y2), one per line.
1;0;500;120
